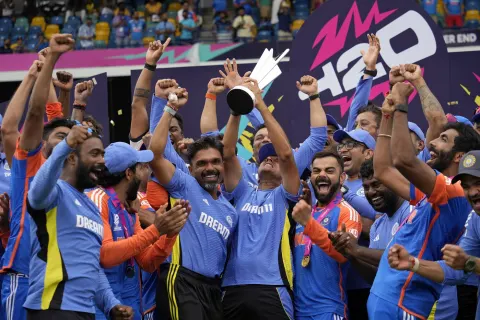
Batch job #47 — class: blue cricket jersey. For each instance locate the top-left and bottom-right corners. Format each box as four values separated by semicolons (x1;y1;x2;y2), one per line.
0;153;11;196
222;177;301;288
369;201;412;250
162;167;238;278
24;140;112;314
370;173;471;318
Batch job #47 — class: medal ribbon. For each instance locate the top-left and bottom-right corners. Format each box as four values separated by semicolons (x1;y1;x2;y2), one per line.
302;192;343;267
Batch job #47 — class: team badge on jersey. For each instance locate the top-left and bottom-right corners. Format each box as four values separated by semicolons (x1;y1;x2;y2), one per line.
3;162;9;171
226;216;233;227
321;217;329;225
391;222;399;236
356;188;365;197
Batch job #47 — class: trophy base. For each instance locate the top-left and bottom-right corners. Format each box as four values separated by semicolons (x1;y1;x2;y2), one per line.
227;86;255;115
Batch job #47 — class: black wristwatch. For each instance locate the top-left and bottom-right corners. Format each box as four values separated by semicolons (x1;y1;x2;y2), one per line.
395;104;409;114
364;68;377;77
464;256;477;273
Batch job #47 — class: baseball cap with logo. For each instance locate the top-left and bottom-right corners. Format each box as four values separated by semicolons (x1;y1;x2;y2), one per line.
408;122;425;141
333;129;376;150
258;143;277;164
446;113;473;127
326;114;342;130
452;151;480;184
105;142;154;174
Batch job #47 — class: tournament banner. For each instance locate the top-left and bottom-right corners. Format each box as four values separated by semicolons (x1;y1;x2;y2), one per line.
443;29;480;47
0;72;110;143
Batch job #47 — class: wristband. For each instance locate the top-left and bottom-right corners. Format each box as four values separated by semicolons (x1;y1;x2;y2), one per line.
73;105;86;111
144;63;156;72
309;93;319;101
205;93;217;101
411;257;420;273
364;69;378;77
164;106;177;116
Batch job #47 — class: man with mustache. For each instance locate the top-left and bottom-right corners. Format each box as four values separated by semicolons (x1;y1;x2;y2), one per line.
387;150;480;319
331;159;412;284
291;150;362;320
219;73;316;319
24;123;133;319
149;84;238;320
367;78;480;319
87;142;189;319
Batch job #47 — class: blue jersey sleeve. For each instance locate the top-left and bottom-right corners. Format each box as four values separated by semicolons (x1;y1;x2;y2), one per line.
278;183;302;203
95;269;121;316
162;166;193;198
346;77;373;131
27;139;74;210
201;130;221;138
222;175;250;202
343;189;377;220
246;108;264;129
149;94;168;134
294;126;327;176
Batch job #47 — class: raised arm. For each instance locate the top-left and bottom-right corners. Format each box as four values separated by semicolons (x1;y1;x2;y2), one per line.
223;114;243;192
1;60;42;166
373;95;411;201
390;82;437;196
346;34;379;131
21;34;74;152
28;125;89;210
401;64;447;144
71;80;94;122
130;39;170;139
249;78;300;194
294;75;328;175
53;71;73;117
199;77;226;134
149;79;178;134
149;88;188;185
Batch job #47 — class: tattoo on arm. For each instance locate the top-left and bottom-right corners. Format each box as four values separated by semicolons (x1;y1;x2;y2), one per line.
417;84;444;115
134;88;151;98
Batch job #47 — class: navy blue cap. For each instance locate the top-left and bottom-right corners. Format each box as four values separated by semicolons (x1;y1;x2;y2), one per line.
105;142;153;174
452;151;480;184
333;129;376;150
326;114;341;130
258;143;277;164
472;107;480;124
408;122;425;141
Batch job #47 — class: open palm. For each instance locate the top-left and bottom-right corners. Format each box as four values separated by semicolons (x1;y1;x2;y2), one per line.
361;34;381;70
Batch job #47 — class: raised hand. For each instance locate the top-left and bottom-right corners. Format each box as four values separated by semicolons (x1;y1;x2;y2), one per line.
400;64;422;83
38;47;50;62
74;80;94;105
155;79;179;99
299;180;312;206
146;38;171;65
53;71;74;91
49;34;75;55
66;124;91;148
442;244;469;270
381;94;396;116
176;138;194;155
361;34;381;71
242;77;262;101
153;200;190;236
168;87;188;110
0;193;9;234
27;60;44;79
219;58;243;89
389;65;404;86
292;199;312;227
296;75;318;96
389;82;414;106
110;305;134;320
207;77;226;95
388;244;414;271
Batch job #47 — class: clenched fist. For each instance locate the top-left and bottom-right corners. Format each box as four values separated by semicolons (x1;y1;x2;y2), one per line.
296;75;318;96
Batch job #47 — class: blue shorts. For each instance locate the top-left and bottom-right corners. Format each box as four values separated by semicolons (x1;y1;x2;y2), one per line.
1;273;28;320
296;314;345;320
367;293;419;320
143;309;156;320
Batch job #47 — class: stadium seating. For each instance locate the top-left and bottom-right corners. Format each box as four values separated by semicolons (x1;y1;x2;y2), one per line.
291;19;305;31
257;30;272;42
99;13;114;24
145;27;156;37
51;16;64;26
26;40;37;52
45;24;60;39
143;36;155;46
14;17;29;33
94;40;107;48
67;16;82;30
168;2;182;12
0;17;13;30
28;26;43;35
465;9;480;28
62;24;77;36
0;26;9;37
31;16;46;31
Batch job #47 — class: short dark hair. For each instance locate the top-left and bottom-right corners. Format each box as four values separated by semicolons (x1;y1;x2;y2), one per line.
43;118;75;140
358;103;382;128
98;164;136;188
359;158;374;180
187;136;224;163
83;114;103;136
311;150;344;172
444;122;480;154
172;113;184;134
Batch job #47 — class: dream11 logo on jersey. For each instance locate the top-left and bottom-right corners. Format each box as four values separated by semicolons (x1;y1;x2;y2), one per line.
287;0;450;125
